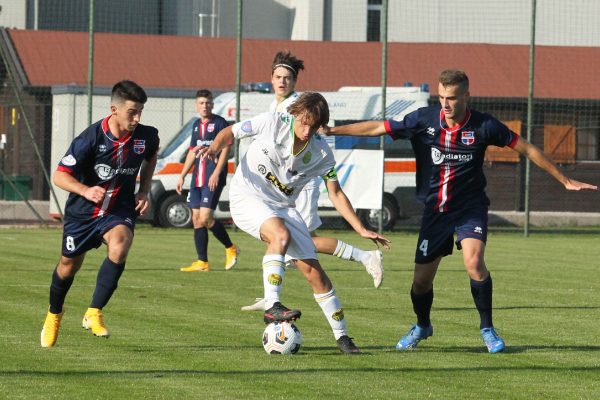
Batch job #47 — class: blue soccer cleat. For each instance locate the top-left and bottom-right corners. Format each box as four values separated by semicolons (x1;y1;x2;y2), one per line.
395;324;433;350
481;327;505;353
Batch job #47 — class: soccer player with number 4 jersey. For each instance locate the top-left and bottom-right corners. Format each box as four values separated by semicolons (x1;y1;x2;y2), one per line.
325;70;597;353
40;80;159;348
197;91;390;354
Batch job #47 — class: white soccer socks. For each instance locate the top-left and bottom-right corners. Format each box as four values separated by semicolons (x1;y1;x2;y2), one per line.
262;255;286;310
333;240;370;265
314;288;347;340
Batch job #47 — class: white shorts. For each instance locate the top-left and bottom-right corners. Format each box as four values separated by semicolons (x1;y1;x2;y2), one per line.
230;192;318;260
295;181;322;232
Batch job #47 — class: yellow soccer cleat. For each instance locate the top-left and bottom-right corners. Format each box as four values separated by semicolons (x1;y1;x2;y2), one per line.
82;308;110;338
41;309;64;348
224;245;240;270
180;260;210;272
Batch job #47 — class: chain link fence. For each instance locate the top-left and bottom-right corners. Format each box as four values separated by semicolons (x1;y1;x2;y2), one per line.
0;0;598;226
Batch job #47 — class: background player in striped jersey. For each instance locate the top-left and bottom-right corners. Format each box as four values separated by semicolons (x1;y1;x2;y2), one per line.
177;89;239;273
198;92;390;353
325;69;597;353
40;80;160;347
242;50;384;312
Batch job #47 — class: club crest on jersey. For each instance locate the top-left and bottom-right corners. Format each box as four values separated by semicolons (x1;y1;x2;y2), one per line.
302;151;312;164
241;120;252;133
98;144;107;153
61;154;77;166
207;123;215;133
461;131;475;145
133;139;145;154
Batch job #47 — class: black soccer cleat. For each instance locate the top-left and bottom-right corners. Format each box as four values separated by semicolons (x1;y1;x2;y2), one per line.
263;302;302;324
336;335;361;354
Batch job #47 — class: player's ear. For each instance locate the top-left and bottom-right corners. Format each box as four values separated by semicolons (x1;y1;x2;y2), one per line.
110;104;118;115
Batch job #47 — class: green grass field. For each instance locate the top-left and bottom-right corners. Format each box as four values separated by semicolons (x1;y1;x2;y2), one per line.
1;226;599;399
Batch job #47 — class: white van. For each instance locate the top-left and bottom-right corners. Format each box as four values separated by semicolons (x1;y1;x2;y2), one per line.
146;86;429;229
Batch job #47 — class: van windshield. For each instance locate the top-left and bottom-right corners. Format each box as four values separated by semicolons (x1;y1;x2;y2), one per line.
158;118;196;158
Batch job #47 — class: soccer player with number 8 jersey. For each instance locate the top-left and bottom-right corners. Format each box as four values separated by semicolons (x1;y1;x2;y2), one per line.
40;80;160;348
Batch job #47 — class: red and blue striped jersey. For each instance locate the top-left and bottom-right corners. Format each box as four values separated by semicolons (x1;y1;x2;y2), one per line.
57;116;159;221
189;115;229;188
385;106;518;212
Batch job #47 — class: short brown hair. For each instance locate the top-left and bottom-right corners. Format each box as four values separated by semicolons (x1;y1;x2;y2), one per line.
287;92;329;129
439;69;469;93
195;89;213;100
271;50;305;79
111;80;147;104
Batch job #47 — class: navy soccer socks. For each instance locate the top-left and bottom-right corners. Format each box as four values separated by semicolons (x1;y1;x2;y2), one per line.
49;267;75;314
470;275;494;329
90;257;125;309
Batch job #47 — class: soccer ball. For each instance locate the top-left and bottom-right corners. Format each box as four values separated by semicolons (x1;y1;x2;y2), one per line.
262;321;302;354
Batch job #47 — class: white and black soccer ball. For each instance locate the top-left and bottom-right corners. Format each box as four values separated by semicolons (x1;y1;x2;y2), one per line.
262;321;302;354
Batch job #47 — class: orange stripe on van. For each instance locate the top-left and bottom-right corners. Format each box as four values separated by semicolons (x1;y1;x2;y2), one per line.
155;163;185;175
384;160;416;173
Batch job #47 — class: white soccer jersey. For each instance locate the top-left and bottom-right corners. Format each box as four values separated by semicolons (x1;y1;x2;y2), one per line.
269;92;299;113
230;112;336;208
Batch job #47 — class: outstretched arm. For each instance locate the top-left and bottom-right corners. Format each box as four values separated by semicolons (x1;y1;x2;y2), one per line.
512;137;598;191
194;125;234;161
324;121;388;137
325;179;390;249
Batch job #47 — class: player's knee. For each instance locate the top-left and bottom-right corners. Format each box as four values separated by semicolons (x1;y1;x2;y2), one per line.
107;241;131;263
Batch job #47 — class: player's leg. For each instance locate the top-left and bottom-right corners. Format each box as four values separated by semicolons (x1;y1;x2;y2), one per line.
457;210;505;353
258;217;302;323
312;234;383;288
181;186;210;271
396;210;453;350
299;183;383;288
41;220;100;348
41;253;85;348
201;187;239;270
83;222;134;338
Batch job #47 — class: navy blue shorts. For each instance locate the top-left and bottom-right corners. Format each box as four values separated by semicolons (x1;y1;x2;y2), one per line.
187;185;224;210
414;206;488;264
62;214;135;257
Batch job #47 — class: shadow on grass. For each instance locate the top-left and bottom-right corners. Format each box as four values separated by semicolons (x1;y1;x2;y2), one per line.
436;305;600;311
4;359;600;377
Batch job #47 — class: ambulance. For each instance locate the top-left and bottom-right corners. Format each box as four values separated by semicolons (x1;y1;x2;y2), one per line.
147;86;429;229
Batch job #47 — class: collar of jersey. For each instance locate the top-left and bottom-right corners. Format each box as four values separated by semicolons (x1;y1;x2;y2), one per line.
290;115;310;157
102;115;133;143
439;108;472;132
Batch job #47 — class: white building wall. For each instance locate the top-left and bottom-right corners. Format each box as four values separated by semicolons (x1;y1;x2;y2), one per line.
330;0;366;41
0;0;27;28
289;0;324;41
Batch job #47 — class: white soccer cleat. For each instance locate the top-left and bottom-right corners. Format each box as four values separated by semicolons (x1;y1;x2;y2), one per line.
241;297;266;311
363;250;383;288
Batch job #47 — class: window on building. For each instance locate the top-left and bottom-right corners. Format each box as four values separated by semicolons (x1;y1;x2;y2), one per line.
367;0;382;42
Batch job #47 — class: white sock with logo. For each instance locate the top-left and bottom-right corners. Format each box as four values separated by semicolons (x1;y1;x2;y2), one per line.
262;254;286;310
333;240;369;264
314;288;347;339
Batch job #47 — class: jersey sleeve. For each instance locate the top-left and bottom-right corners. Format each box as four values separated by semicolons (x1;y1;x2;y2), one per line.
384;108;422;140
188;119;198;150
57;132;94;175
146;127;160;160
318;144;338;182
483;117;519;148
231;112;275;140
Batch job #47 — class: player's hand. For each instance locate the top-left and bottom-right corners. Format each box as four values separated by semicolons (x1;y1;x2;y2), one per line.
208;173;219;191
318;126;332;136
135;191;150;215
193;145;217;161
360;229;391;250
564;178;598;191
176;176;184;195
82;186;106;203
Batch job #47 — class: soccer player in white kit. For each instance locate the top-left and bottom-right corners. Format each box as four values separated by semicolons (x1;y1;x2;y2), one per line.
197;92;390;353
242;51;385;312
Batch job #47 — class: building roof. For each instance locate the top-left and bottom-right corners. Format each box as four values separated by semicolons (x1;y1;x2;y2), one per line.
6;28;600;99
